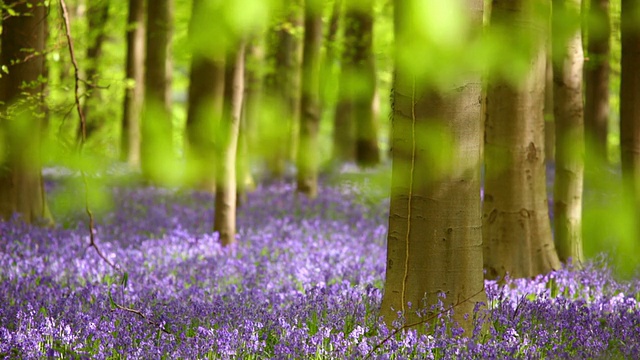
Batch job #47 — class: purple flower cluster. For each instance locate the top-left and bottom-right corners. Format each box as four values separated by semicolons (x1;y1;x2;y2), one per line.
1;179;640;359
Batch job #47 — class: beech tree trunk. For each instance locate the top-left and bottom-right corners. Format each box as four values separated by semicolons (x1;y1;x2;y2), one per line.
237;38;263;204
584;0;610;165
484;0;561;280
620;0;640;232
296;0;323;198
552;0;585;266
185;0;225;192
0;0;53;225
264;4;303;178
141;0;173;182
333;0;380;168
214;44;245;246
381;0;486;333
80;0;109;139
121;0;145;166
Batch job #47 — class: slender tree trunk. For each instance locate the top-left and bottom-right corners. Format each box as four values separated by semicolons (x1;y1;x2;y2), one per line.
237;37;263;204
620;0;640;234
321;0;341;107
381;0;486;333
185;0;225;192
214;44;245;246
585;0;610;165
121;0;145;167
80;0;109;139
484;0;561;280
296;0;323;198
552;0;585;266
141;0;173;182
0;0;52;225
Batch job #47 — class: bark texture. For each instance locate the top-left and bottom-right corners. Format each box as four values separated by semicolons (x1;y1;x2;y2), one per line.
214;44;245;246
0;0;52;225
381;0;486;333
296;0;323;198
484;0;561;280
552;0;585;266
121;0;145;166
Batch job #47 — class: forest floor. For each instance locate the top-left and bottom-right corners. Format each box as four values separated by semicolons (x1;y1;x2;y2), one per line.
1;169;640;358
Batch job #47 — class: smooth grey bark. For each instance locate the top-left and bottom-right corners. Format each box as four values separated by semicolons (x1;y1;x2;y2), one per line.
483;0;561;280
381;0;486;334
214;44;245;246
552;0;585;266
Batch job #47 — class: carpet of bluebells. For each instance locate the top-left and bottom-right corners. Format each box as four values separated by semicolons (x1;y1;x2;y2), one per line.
2;175;640;359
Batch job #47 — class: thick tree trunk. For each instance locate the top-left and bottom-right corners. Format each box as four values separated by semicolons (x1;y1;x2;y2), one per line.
584;0;610;164
185;0;225;192
0;0;52;225
214;44;245;246
296;0;323;198
121;0;145;167
141;0;173;182
552;0;585;266
620;0;640;233
381;0;486;333
80;0;109;139
484;0;561;280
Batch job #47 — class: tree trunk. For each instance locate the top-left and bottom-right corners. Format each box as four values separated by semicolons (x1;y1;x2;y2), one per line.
80;0;109;139
0;0;53;225
484;0;561;280
544;48;555;163
296;0;323;198
552;0;585;266
141;0;173;182
237;38;263;204
381;0;486;333
620;0;640;234
264;4;303;178
348;2;380;168
121;0;145;167
584;0;610;165
185;0;225;192
214;44;245;246
333;1;380;166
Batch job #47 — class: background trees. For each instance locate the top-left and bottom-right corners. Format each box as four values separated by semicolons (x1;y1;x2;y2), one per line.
1;0;640;332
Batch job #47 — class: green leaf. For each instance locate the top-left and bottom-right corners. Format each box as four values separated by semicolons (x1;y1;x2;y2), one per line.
108;290;116;310
121;272;129;289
